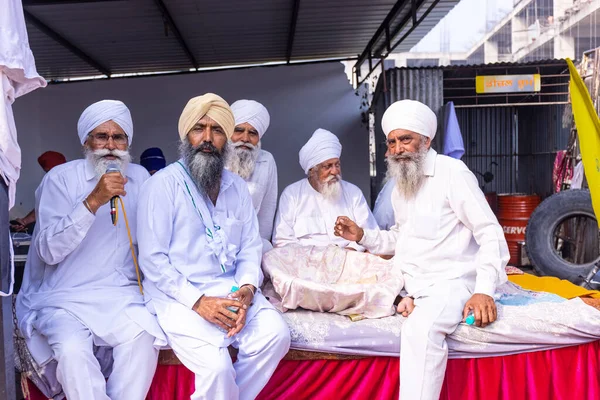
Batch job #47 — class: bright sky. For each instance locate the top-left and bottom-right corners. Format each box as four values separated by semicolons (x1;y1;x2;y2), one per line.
411;0;514;53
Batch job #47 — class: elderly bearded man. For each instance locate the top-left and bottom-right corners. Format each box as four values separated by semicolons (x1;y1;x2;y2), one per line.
273;128;378;251
16;100;165;400
226;99;278;253
334;100;509;400
137;93;290;400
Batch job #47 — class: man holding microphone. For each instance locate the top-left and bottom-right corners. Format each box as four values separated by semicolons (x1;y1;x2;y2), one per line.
16;100;164;400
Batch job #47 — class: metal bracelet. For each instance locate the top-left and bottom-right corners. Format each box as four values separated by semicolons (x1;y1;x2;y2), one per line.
242;285;256;296
83;199;93;214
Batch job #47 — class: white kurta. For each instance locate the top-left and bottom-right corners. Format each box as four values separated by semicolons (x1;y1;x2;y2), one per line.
373;179;396;230
361;149;509;297
16;159;166;399
359;148;509;400
273;179;378;251
137;162;289;399
227;149;278;250
137;162;271;346
0;0;47;209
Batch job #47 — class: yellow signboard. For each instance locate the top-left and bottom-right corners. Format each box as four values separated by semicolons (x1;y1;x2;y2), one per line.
476;74;541;94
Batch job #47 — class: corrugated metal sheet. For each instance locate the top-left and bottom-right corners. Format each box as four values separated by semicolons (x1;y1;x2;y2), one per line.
457;107;519;194
516;104;570;197
393;58;568;70
292;0;397;60
26;23;100;78
23;0;459;80
168;0;292;66
382;68;444;113
27;0;191;75
457;104;569;198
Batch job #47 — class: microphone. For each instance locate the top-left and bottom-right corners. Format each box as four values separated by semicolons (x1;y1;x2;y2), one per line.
106;163;121;224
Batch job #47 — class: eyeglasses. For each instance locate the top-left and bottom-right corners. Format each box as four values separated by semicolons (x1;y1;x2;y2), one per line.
88;133;129;146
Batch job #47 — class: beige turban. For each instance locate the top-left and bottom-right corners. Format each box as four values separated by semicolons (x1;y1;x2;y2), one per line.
381;99;437;140
299;128;342;174
178;93;235;141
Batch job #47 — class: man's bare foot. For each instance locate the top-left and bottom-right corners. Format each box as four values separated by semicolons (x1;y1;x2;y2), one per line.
396;296;415;317
582;297;600;311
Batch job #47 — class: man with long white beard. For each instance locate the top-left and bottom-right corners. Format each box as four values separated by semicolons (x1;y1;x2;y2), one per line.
137;93;290;400
226;99;278;253
16;100;165;400
334;99;509;400
273;128;377;251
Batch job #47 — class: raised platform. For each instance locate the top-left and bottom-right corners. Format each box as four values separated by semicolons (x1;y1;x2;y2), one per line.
24;341;600;400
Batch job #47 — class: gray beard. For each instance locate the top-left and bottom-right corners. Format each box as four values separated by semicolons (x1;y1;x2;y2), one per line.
225;142;261;180
179;140;228;195
385;145;428;199
84;148;131;178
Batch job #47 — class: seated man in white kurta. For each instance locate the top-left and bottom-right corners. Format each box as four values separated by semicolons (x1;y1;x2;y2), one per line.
226;99;278;253
335;100;509;400
272;128;378;251
137;93;290;400
16;100;165;400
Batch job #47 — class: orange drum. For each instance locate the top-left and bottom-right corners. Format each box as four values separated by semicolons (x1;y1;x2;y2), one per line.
497;194;541;266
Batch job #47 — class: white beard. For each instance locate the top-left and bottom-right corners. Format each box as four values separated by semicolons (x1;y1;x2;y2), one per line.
385;144;428;199
226;141;261;180
85;148;131;178
318;175;342;201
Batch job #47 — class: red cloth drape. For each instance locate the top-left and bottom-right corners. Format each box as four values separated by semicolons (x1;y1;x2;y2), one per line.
25;341;600;400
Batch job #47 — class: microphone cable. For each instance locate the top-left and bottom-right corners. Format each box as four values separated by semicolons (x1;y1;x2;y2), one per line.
113;198;143;294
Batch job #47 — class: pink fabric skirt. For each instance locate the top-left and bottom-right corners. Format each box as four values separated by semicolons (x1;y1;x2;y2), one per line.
24;340;600;400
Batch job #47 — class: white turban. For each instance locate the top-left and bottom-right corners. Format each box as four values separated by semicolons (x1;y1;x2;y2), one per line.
299;128;342;174
230;99;270;138
381;99;437;140
77;100;133;145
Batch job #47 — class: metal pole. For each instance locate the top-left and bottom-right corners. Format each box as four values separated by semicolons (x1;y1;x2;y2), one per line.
0;180;16;399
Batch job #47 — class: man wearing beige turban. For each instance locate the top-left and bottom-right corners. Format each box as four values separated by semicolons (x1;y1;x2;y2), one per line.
137;93;290;400
226;99;278;253
272;128;378;251
334;100;509;400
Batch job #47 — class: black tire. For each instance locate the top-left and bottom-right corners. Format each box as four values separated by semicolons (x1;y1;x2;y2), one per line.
526;189;600;283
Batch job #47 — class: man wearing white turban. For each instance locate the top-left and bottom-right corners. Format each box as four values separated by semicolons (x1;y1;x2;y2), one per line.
16;100;165;399
334;100;509;400
273;128;378;251
226;99;278;253
137;93;289;400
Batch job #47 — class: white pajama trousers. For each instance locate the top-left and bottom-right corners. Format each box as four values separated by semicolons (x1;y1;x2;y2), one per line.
36;308;159;400
400;279;472;400
169;307;290;400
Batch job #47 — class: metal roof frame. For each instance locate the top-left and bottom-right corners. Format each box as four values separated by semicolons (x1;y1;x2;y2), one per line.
353;0;443;86
22;0;459;81
24;9;111;76
152;0;198;68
